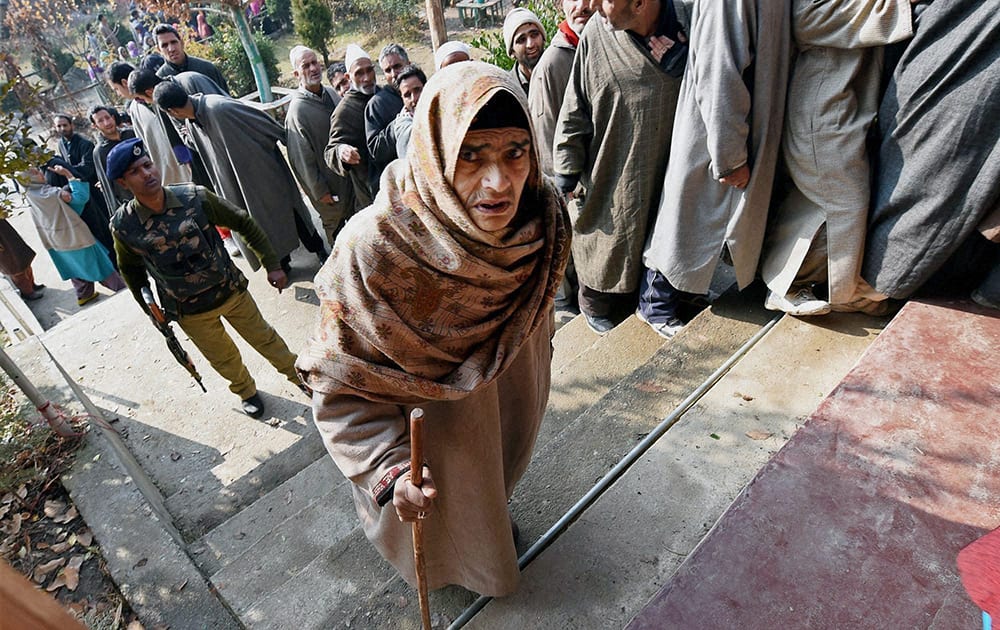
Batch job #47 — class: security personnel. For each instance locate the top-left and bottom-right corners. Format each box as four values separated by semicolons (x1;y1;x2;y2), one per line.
107;138;305;418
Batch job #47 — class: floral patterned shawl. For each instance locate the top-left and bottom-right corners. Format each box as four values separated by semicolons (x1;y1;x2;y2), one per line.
296;62;571;403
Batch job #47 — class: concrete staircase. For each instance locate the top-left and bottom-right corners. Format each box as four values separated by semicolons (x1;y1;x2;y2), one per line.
171;286;782;628
28;273;889;629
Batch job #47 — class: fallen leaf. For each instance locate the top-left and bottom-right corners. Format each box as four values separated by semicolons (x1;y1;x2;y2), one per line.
62;566;80;591
6;513;21;535
49;541;72;554
1;493;13;504
54;507;78;524
635;380;667;393
36;542;50;549
77;531;93;547
170;452;182;462
46;573;67;592
265;418;280;427
134;557;148;568
67;600;88;615
44;500;66;519
745;430;772;441
67;555;85;571
16;485;26;500
709;433;721;440
33;558;65;582
126;621;144;630
0;505;8;519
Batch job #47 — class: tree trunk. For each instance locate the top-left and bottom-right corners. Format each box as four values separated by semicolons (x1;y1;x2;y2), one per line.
426;0;447;50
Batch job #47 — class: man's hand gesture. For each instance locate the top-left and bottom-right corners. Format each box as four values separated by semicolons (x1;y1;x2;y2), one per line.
267;269;288;293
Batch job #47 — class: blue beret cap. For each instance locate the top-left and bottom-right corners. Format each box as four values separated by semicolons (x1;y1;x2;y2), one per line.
106;137;147;181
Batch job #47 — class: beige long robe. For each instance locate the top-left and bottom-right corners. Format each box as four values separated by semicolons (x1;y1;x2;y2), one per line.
126;99;191;186
285;86;352;243
761;0;913;304
554;17;681;294
528;28;577;177
312;317;552;596
643;0;792;294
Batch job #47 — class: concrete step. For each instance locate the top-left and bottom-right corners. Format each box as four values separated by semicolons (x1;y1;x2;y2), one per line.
466;310;891;629
221;287;776;628
196;295;673;623
192;455;342;576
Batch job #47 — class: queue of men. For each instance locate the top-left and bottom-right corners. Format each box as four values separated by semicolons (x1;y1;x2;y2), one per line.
13;0;994;609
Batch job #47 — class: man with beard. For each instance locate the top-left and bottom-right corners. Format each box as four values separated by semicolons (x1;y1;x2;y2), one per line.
503;8;546;95
153;82;327;274
325;45;378;213
553;0;684;335
286;45;352;245
153;23;230;95
52;114;115;256
296;62;570;596
90;105;136;213
365;44;408;189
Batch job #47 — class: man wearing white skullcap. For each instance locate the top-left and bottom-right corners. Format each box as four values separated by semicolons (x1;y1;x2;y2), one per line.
286;44;352;245
502;8;546;95
434;40;472;70
324;44;378;213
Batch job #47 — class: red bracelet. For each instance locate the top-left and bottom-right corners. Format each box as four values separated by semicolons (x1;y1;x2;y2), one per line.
372;462;411;507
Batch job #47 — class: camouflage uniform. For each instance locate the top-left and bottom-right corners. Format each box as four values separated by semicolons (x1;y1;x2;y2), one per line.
112;184;299;399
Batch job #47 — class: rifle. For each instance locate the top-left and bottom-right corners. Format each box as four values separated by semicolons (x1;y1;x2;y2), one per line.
141;287;207;393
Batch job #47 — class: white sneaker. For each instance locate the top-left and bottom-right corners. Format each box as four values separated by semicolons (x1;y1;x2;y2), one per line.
635;308;684;339
765;287;831;316
223;236;242;257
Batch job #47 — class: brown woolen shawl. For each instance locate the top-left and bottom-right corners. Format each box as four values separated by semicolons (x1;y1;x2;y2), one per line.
297;62;571;403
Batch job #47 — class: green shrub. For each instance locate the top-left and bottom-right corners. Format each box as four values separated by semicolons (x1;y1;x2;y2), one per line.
470;0;561;70
270;0;294;27
203;24;281;97
292;0;334;64
352;0;421;38
30;48;76;86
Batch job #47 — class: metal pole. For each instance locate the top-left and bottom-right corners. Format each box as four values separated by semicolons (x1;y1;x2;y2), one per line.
226;4;272;101
0;346;75;436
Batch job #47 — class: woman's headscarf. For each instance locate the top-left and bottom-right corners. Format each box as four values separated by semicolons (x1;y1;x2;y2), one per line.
297;62;571;403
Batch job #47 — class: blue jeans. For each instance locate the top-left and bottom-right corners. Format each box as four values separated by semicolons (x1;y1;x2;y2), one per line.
637;267;680;324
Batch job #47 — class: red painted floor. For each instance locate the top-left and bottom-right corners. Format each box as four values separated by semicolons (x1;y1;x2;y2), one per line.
627;300;1000;630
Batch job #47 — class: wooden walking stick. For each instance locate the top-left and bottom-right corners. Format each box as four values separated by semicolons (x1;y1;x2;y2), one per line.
409;407;432;629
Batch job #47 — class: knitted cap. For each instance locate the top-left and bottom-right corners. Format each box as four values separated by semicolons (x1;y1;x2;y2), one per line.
503;8;543;55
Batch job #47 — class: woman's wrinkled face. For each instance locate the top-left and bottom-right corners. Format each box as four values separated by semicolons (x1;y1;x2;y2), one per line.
452;127;532;233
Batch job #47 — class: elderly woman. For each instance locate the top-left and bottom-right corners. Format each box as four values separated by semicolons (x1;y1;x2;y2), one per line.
297;62;570;596
20;164;125;306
